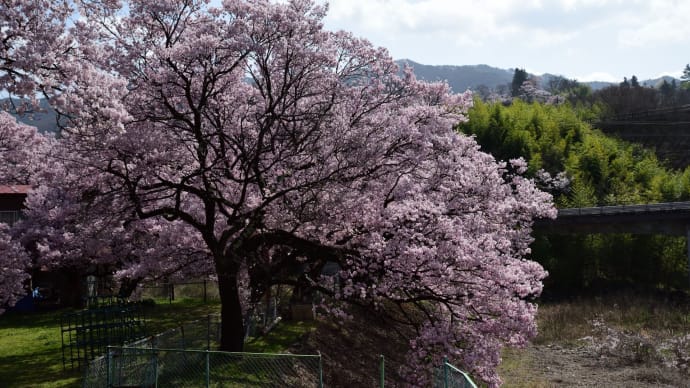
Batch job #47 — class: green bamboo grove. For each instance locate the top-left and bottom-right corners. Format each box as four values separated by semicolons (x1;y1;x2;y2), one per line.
459;99;690;293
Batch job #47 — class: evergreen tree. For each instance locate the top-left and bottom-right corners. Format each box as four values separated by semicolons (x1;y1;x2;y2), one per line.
511;68;529;97
682;64;690;90
630;75;640;88
659;79;675;106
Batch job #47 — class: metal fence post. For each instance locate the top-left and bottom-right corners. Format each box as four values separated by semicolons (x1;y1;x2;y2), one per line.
379;354;385;388
442;356;449;388
207;314;211;351
106;346;112;388
154;350;159;388
318;352;324;388
205;350;210;388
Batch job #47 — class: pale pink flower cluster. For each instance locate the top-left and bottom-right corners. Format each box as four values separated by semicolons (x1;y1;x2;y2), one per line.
0;1;555;384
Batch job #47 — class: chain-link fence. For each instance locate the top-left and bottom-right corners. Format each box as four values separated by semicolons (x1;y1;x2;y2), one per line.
83;314;324;387
87;347;323;388
83;315;220;387
62;302;147;371
374;355;477;388
244;297;280;339
130;314;221;351
431;357;478;388
136;280;221;304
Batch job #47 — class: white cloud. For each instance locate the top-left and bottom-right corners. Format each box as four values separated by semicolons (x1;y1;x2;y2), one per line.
320;0;688;80
559;0;626;11
655;71;683;79
529;29;579;47
617;2;690;47
324;0;538;42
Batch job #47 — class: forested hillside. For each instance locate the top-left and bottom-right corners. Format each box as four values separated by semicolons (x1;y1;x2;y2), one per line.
396;59;514;92
459;99;690;293
1;98;60;134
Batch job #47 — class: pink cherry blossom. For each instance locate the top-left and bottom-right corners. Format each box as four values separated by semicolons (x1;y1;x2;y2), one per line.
0;1;555;385
0;224;30;314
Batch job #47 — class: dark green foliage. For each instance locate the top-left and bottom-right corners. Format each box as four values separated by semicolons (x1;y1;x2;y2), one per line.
595;83;659;118
682;64;690;90
658;79;676;106
593;66;690;117
547;76;578;95
533;233;688;294
630;75;640;88
459;99;690;294
566;84;594;107
511;68;529;97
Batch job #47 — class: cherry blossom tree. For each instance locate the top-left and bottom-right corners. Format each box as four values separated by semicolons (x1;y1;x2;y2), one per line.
0;223;30;314
18;179;214;296
1;0;555;385
0;113;52;312
0;112;51;184
0;0;72;107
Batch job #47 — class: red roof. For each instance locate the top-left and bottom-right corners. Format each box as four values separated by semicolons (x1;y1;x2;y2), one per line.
0;185;32;195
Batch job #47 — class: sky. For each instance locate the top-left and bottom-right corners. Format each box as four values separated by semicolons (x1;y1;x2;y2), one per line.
319;0;690;82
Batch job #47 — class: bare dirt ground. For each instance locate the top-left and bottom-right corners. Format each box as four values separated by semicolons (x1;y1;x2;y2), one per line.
501;342;689;387
500;293;690;387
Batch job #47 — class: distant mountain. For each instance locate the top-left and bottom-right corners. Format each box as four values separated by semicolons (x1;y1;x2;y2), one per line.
1;68;679;132
584;76;679;91
641;75;678;88
397;60;678;93
396;59;513;93
2;98;59;134
585;81;614;90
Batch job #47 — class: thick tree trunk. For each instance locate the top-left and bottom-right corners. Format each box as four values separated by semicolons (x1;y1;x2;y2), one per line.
217;267;245;352
117;277;141;299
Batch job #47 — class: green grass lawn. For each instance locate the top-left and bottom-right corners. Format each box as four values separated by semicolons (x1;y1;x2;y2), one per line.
0;299;219;388
0;307;82;388
0;299;315;388
245;319;315;353
0;298;314;388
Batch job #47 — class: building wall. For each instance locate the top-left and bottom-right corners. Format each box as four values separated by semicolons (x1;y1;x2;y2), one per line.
0;194;26;211
0;186;30;226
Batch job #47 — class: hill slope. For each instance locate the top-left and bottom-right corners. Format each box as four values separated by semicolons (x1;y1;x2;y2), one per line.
397;59;513;92
398;60;678;92
1;98;60;134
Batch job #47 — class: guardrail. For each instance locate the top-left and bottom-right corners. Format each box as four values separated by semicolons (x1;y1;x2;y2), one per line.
558;201;690;217
603;104;690;122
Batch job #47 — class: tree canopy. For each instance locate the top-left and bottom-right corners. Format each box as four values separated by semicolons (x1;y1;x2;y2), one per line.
0;1;555;385
511;68;529;97
682;64;690;90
